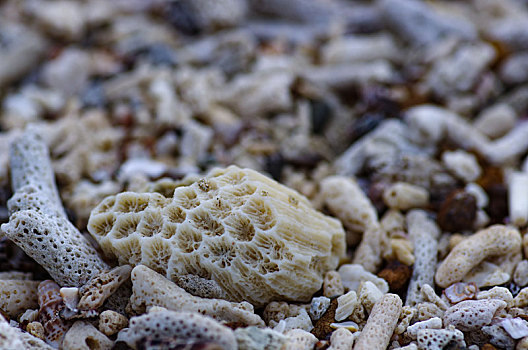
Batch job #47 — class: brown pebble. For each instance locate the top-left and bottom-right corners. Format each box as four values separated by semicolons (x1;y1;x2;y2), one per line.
314;340;330;350
481;344;498;350
476;166;504;191
487;183;508;224
437;190;477;232
378;260;412;291
311;298;338;340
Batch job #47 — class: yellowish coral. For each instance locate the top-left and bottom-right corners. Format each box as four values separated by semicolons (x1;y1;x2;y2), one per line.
88;165;345;306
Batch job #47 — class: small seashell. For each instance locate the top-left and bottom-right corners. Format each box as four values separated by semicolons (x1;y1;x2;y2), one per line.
329;321;359;332
443;282;479;304
500;318;528;339
60;287;79;313
37;280;69;347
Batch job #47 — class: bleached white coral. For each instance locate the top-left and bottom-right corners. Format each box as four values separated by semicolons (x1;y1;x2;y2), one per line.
117;308;237;350
0;280;39;317
88;165;345;306
1;127;109;286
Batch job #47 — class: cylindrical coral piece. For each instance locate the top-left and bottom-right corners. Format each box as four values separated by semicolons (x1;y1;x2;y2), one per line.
435;225;521;288
354;293;402;350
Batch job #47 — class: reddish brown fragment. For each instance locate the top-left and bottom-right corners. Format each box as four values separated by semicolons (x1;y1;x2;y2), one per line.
437;190;477;232
311;298;338;340
378;260;412;291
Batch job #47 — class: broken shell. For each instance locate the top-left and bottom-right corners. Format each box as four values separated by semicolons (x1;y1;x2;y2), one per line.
60;287;79;312
37;280;69;347
443;282;479;304
501;318;528;339
329;321;359;332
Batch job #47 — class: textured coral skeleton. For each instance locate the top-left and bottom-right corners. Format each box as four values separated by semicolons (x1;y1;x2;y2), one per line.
2;0;528;349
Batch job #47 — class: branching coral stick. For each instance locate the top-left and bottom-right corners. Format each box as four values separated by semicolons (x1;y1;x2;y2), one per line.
0;127;109;287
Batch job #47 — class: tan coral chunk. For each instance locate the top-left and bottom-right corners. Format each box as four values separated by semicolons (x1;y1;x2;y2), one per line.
263;301;305;328
323;271;345;298
328;328;357;350
319;175;378;232
88;165;345;306
354;293;402;350
352;225;386;273
283;329;318;350
98;310;128;336
435;225;522;288
117;308;237;350
382;182;429;210
129;265;264;326
0;280;39;317
62;321;113;350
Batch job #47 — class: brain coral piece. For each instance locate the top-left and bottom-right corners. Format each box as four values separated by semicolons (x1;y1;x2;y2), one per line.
0;279;39;317
117;308;237;350
88;165;345;306
129;265;264;326
435;225;522;288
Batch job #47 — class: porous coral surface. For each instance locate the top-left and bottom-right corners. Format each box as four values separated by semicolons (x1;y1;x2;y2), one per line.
2;0;528;349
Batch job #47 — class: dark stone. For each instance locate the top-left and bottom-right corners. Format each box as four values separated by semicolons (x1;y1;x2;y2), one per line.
486;184;508;225
164;1;201;35
311;298;338;340
310;99;333;135
437;190;477;232
349;113;385;142
265;153;284;182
